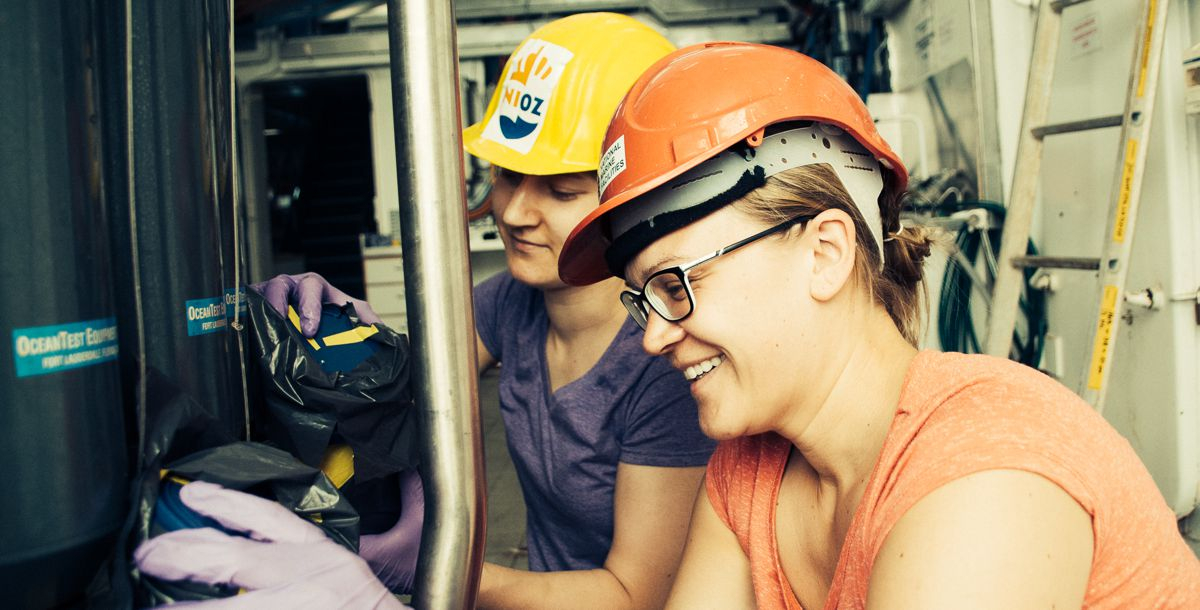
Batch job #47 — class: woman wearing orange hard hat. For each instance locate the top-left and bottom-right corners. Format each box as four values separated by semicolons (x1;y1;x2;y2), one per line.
560;42;1200;608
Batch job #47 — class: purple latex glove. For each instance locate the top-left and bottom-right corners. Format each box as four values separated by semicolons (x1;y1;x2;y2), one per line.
252;272;383;338
135;481;409;609
359;469;425;594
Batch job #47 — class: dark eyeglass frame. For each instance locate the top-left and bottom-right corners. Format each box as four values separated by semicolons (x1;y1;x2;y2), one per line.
620;214;814;330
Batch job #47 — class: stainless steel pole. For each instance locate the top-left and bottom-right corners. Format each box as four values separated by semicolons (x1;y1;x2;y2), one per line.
384;1;486;609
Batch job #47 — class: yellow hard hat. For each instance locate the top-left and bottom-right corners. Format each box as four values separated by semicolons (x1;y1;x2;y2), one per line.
462;13;675;176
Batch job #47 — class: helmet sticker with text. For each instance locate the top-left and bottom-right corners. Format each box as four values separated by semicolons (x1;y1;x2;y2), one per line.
598;135;626;197
481;38;574;154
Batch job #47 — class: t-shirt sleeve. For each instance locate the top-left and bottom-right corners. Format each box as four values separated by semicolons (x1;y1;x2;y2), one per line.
472;271;514;361
864;370;1107;565
618;361;716;467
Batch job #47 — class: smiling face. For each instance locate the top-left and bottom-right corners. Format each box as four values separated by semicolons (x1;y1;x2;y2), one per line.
624;205;829;440
491;168;599;290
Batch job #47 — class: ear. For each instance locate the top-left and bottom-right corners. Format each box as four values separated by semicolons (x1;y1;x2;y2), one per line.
807;208;857;302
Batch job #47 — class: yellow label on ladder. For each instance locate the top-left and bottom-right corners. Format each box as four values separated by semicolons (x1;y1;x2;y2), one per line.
1113;138;1138;243
1087;285;1121;390
1138;0;1158;98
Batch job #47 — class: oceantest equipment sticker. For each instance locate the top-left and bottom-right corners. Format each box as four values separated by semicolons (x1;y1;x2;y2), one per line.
224;286;248;321
12;317;119;378
186;297;227;336
480;37;574;154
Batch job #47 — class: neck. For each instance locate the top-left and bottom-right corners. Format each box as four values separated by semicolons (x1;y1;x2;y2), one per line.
779;304;918;495
542;277;629;342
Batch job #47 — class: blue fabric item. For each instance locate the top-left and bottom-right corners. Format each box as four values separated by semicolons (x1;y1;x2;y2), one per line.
474;272;716;572
307;304;381;374
153;480;231;534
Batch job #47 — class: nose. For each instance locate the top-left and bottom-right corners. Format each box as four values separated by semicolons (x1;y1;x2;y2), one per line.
640;310;685;357
498;176;539;229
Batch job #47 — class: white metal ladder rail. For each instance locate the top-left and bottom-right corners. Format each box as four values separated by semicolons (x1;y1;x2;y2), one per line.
984;0;1170;412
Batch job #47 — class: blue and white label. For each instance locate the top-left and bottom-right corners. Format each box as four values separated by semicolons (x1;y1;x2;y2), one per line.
186;297;227;336
480;38;574;154
224;287;247;321
12;317;119;378
185;287;247;336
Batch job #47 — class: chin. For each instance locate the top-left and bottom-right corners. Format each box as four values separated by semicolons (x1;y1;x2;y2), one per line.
506;256;547;283
507;265;564;291
698;408;750;442
699;392;782;442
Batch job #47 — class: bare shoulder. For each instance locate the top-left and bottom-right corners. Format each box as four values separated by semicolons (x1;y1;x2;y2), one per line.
606;463;707;610
665;477;756;610
867;469;1094;610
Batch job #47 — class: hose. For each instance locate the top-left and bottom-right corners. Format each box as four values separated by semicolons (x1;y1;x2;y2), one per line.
930;199;1047;367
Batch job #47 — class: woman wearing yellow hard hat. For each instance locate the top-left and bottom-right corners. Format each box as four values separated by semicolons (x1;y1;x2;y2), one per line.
159;12;715;610
450;14;715;609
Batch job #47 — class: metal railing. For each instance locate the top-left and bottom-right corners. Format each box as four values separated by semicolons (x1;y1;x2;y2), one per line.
384;1;487;608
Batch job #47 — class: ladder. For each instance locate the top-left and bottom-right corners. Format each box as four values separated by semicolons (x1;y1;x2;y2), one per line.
984;0;1170;413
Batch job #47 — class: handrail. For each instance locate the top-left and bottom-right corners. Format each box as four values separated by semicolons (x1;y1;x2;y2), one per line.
384;1;487;608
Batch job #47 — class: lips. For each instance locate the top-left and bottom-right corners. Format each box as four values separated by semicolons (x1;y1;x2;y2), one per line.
507;236;548;253
500;229;546;250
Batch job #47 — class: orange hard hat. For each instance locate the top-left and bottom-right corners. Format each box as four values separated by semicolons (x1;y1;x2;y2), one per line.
558;42;908;286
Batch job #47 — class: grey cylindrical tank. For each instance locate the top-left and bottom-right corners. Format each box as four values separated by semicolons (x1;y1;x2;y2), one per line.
0;0;129;607
102;0;248;438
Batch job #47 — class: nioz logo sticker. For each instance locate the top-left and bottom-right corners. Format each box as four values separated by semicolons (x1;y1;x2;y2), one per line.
481;38;574;154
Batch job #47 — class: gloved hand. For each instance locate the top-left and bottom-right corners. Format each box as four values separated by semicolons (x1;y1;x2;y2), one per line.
360;469;425;594
135;481;409;609
253;272;383;338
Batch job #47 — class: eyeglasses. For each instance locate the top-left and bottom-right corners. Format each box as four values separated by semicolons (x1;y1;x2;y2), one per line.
620;214;812;330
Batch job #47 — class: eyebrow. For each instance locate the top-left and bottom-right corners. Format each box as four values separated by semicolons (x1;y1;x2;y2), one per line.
549;172;594;187
626;252;689;289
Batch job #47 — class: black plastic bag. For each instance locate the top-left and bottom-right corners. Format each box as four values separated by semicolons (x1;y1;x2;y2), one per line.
141;441;362;604
245;288;420;483
112;369;361;606
160;441;360;549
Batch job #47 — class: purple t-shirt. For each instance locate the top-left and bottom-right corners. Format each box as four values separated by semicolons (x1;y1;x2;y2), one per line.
475;271;715;572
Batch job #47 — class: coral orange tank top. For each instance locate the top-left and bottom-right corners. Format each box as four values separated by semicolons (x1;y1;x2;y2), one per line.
705;351;1200;609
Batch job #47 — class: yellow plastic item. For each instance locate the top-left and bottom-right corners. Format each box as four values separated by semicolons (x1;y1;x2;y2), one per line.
461;13;674;176
287;306;321;351
159;470;191;486
319;444;355;489
320;324;378;347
